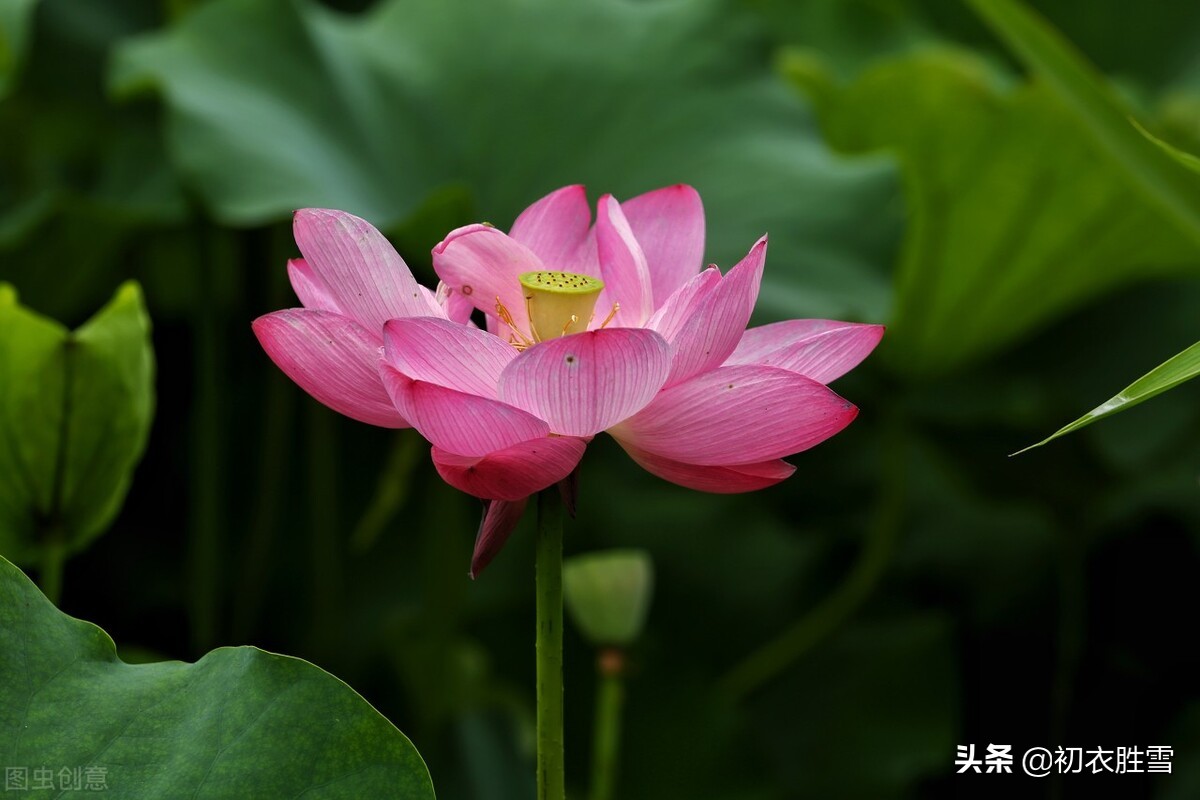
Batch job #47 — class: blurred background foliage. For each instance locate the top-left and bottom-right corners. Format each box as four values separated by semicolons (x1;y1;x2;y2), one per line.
2;0;1199;797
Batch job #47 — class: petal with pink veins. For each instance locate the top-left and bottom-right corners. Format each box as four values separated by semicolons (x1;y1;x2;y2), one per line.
621;185;705;308
380;365;549;457
617;442;795;493
727;320;885;384
645;267;720;343
293;209;441;328
252;309;406;428
594;195;654;327
610;363;857;465
383;316;515;399
433;223;544;338
432;436;587;501
287;258;342;313
509;185;593;269
499;328;671;437
662;236;767;387
470;498;528;579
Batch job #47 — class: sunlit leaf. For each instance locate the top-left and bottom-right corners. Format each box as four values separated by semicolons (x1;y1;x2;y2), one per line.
0;554;435;798
966;0;1200;245
1017;340;1200;453
793;50;1200;374
0;282;154;564
109;0;901;321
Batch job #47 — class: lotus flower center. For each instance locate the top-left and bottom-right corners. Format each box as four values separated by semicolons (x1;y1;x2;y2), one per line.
518;271;605;341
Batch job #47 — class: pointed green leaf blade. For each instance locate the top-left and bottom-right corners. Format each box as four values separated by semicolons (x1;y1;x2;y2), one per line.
1017;340;1200;453
0;555;435;798
1132;119;1200;176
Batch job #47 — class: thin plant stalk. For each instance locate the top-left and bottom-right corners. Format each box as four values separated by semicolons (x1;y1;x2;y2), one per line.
590;649;627;800
535;488;566;800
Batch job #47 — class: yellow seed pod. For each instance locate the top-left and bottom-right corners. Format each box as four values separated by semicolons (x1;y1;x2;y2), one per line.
519;271;604;341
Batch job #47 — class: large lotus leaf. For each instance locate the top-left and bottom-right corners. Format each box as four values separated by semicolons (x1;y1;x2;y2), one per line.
967;0;1200;245
795;50;1200;375
1;0;187;321
0;555;435;798
109;0;900;321
0;282;153;564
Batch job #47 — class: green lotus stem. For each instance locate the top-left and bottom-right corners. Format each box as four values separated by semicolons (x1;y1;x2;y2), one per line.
535;488;566;800
589;649;627;800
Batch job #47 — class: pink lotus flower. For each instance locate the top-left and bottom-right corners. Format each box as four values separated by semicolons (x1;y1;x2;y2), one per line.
254;185;883;575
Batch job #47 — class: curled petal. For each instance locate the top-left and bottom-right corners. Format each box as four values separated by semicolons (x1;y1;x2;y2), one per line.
610;364;857;465
434;281;477;325
293;209;440;328
663;236;767;387
621;185;705;308
380;366;549;456
595;195;654;327
509;185;593;269
471;498;528;579
727;320;885;384
432;436;587;501
252;309;406;428
617;442;795;493
382;316;515;399
287;258;341;313
433;224;544;338
499;328;671;437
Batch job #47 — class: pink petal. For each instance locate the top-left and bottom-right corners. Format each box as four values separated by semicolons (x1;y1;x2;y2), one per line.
509;185;593;270
287;258;341;313
293;209;440;329
621;185;705;308
645;267;720;342
382;316;515;399
618;442;795;493
727;320;885;384
661;236;767;387
498;328;671;437
433;223;544;340
470;498;528;579
610;364;857;465
568;228;599;276
595;195;654;327
434;281;477;325
379;365;549;456
432;436;587;501
252;309;406;428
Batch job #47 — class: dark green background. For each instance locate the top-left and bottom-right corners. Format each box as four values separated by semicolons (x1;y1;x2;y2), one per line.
3;0;1199;797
